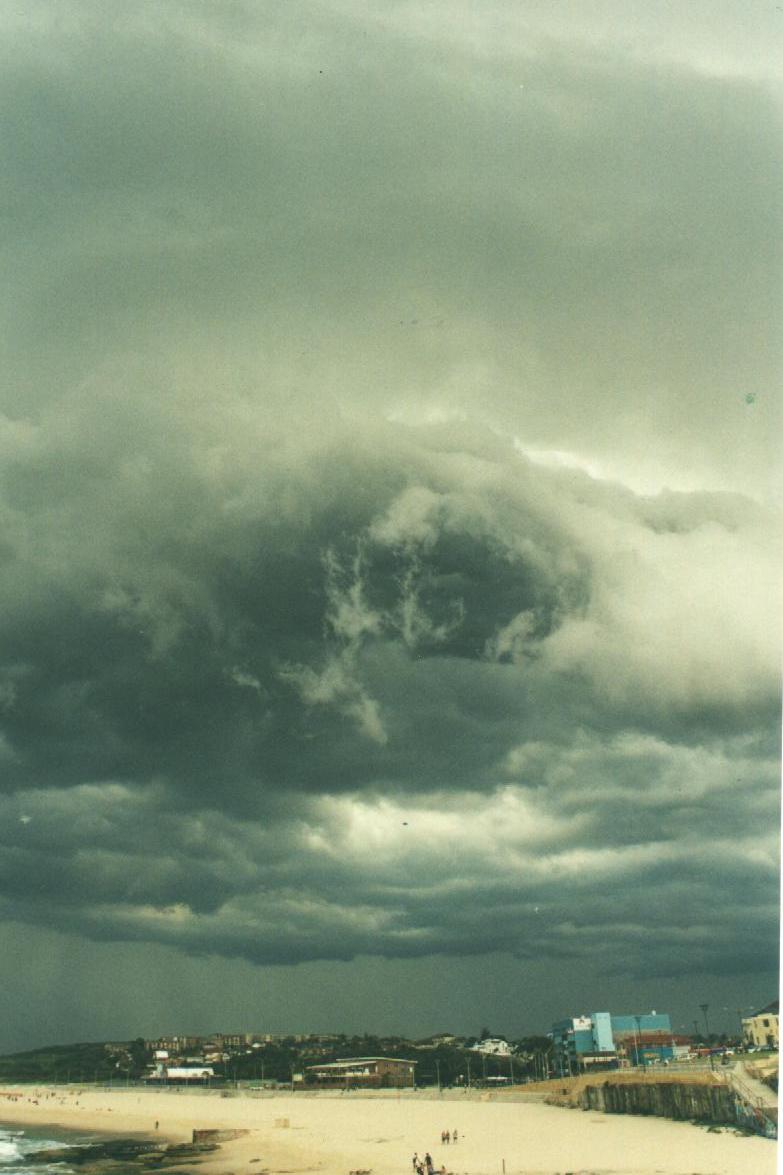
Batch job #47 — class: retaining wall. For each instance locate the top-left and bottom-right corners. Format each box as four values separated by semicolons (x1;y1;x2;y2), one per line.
580;1079;776;1139
581;1079;734;1122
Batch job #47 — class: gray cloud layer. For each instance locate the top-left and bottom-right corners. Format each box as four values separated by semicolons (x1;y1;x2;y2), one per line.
0;0;779;1036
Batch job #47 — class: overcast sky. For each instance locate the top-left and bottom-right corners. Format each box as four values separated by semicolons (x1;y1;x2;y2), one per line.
0;0;780;1053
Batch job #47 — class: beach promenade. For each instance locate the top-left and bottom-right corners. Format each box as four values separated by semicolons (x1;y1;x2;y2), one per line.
0;1083;775;1175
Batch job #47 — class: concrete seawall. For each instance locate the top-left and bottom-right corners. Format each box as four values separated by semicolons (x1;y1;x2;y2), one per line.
578;1077;777;1139
582;1078;735;1122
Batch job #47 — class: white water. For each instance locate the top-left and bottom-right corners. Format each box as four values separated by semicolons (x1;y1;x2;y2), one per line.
0;1128;73;1175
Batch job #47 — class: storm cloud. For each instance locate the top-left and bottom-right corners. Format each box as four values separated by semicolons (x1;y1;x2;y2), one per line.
0;0;779;1046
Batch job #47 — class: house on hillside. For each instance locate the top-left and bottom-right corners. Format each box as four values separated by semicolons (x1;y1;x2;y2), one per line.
470;1038;511;1056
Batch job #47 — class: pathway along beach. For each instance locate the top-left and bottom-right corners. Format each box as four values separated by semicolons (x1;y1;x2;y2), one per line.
0;1084;775;1175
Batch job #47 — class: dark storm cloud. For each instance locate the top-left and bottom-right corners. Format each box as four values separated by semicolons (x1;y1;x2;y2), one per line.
0;388;778;979
0;0;779;1015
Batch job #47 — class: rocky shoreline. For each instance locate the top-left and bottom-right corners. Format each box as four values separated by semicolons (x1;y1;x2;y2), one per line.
26;1138;219;1174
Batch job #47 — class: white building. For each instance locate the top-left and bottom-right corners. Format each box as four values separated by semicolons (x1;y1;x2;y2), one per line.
471;1038;511;1055
742;1003;779;1049
148;1065;215;1081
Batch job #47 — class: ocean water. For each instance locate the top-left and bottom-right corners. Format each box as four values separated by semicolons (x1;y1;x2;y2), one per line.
0;1125;78;1175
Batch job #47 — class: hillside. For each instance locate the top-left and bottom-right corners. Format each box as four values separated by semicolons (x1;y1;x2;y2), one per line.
0;1039;145;1083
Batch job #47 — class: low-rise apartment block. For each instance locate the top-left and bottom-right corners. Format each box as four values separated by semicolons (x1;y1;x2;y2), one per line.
551;1011;673;1072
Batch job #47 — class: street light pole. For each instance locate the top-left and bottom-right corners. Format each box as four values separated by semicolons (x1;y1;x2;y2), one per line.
700;1004;713;1071
699;1003;711;1038
636;1017;647;1069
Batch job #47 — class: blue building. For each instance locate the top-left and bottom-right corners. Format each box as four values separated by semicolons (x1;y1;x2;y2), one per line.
550;1011;673;1073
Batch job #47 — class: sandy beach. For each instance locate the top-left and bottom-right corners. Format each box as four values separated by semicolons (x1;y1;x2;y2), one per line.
0;1084;775;1175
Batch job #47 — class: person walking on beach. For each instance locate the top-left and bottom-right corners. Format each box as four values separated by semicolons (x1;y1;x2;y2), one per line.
424;1152;433;1174
444;1130;450;1144
412;1153;418;1172
452;1129;458;1143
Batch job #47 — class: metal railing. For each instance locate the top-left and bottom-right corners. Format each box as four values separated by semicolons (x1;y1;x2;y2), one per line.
719;1067;777;1139
724;1067;776;1110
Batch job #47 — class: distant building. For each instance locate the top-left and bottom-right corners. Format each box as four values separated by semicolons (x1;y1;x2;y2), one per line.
551;1012;673;1071
145;1035;201;1053
147;1065;215;1082
742;1002;779;1049
305;1057;416;1088
217;1034;246;1049
471;1038;511;1056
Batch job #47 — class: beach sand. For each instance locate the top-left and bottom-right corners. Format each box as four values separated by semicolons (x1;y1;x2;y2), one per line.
0;1084;775;1175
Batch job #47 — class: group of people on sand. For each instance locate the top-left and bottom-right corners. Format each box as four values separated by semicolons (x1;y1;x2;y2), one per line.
411;1133;459;1175
412;1153;443;1175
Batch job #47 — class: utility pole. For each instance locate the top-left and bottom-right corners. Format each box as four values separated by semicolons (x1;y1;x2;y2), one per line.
435;1059;441;1093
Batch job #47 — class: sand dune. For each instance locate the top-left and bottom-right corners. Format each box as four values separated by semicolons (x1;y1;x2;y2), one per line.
0;1084;775;1175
